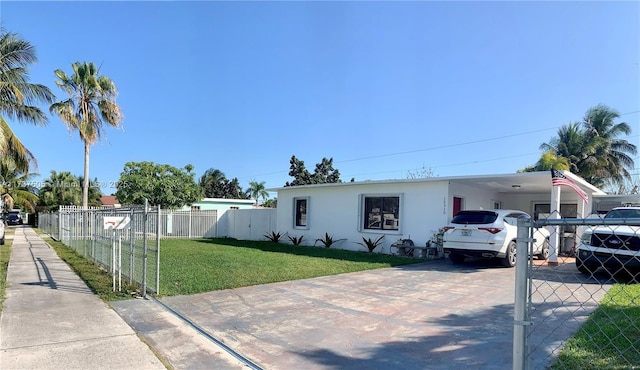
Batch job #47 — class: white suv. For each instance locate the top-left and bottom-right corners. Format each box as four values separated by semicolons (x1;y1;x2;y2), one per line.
442;209;550;267
576;207;640;277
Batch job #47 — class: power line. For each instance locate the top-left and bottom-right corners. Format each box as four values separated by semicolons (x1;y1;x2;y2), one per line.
241;111;640;183
335;126;558;164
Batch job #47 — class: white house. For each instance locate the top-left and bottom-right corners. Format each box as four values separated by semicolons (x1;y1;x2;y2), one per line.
271;171;605;254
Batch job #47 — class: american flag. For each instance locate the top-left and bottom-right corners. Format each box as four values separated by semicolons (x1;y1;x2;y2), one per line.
551;169;589;203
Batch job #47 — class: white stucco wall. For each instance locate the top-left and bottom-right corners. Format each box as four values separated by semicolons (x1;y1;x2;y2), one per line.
276;181;451;253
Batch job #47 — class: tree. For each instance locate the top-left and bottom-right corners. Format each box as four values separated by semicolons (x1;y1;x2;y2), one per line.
285;156;342;186
406;164;437;179
50;61;123;209
38;170;81;209
198;168;248;199
519;150;570;173
37;171;102;209
115;161;202;209
0;164;39;212
247;180;269;206
524;105;636;189
0;30;55;173
581;104;637;188
262;198;277;208
285;156;312;186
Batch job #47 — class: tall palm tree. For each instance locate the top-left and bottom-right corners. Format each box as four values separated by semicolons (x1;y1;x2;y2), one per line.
0;29;55;173
581;104;637;187
247;180;269;206
50;62;123;208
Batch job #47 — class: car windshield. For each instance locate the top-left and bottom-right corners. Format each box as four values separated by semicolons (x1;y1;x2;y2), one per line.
7;214;19;219
451;211;498;224
604;209;640;219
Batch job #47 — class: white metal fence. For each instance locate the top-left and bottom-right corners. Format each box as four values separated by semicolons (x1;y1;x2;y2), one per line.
38;206;219;295
514;214;640;369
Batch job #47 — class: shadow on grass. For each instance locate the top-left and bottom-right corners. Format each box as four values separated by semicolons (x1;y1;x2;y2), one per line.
196;238;425;267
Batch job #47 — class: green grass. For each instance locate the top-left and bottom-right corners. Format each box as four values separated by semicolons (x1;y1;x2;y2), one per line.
37;231;137;301
0;227;14;311
552;284;640;369
159;238;422;296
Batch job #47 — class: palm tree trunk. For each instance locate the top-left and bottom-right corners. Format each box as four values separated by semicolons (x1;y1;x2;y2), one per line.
83;142;90;209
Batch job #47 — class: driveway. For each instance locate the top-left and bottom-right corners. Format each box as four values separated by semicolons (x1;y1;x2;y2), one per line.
113;258;604;370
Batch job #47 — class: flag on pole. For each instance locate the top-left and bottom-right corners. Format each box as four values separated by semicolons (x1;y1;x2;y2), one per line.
551;169;589;203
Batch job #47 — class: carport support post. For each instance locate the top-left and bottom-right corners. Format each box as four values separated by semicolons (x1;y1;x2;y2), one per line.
548;185;561;266
513;215;531;370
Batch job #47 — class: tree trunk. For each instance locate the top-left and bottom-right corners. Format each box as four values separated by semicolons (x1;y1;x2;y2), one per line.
83;142;90;209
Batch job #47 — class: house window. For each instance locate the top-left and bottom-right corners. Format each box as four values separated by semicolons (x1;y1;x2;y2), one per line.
363;196;400;231
294;198;308;228
230;206;239;210
191;205;201;211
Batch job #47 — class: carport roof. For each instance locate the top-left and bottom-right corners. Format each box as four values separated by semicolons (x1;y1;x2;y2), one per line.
270;171;606;195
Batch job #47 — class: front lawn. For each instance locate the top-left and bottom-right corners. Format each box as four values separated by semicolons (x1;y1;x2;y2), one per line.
160;238;422;296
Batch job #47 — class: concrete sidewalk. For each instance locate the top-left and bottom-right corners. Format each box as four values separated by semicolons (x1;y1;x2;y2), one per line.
0;226;165;370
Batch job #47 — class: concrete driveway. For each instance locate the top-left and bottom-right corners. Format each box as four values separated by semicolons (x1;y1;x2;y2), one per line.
113;258;604;370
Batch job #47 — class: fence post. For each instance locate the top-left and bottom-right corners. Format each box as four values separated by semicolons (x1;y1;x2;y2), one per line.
142;199;148;298
129;207;135;285
513;215;531;370
156;204;161;295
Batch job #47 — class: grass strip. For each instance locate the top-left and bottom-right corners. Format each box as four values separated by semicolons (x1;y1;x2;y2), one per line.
37;230;136;301
552;284;640;369
0;227;14;311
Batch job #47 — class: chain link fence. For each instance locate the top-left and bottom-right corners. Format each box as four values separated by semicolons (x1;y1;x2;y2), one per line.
39;205;161;295
514;212;640;369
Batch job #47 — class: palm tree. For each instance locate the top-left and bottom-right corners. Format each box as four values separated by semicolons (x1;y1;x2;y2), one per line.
581;104;637;187
50;62;123;209
0;30;55;173
247;180;269;206
0;164;39;212
38;170;82;209
199;168;227;198
520;150;570;172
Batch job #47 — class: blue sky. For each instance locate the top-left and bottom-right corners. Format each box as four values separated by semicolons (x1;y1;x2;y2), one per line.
2;1;639;197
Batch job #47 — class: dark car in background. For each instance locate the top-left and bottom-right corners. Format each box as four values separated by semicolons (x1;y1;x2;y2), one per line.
6;213;23;226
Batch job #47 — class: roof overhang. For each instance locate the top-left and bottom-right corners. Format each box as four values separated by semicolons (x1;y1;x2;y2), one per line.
270;171;606;196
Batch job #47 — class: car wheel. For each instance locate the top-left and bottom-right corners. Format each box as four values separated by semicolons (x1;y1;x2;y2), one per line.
449;253;465;264
537;240;550;260
0;236;4;245
501;241;516;267
576;259;596;275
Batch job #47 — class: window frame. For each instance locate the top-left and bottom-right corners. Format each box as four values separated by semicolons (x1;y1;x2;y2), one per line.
359;194;402;233
293;197;310;229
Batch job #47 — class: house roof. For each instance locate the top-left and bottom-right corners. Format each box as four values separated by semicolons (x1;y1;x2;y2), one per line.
100;195;120;206
270;171;606;196
196;198;256;205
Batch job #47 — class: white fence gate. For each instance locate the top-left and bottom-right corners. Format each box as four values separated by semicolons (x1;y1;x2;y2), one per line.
223;208;277;241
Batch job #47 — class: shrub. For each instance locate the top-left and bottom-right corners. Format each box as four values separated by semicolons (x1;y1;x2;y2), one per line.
287;235;305;246
315;233;346;249
264;231;285;243
356;235;385;253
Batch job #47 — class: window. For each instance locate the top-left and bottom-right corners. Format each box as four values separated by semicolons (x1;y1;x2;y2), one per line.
294;198;308;228
230;206;239;210
191;205;201;211
363;196;400;231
